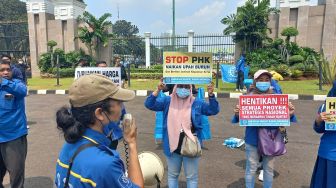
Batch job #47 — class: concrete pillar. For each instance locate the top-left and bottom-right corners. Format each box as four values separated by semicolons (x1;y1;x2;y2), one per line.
27;13;39;77
187;30;194;52
278;7;290;39
321;0;336;61
145;32;151;68
296;6;310;47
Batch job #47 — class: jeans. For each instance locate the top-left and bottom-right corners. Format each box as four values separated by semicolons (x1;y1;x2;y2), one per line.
166;153;199;188
245;144;274;188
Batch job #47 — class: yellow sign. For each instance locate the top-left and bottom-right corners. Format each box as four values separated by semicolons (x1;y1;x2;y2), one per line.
326;97;336;130
163;52;213;84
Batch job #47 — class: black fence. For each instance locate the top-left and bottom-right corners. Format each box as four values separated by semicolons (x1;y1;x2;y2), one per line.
111;34;236;68
0;21;30;59
150;34;236;65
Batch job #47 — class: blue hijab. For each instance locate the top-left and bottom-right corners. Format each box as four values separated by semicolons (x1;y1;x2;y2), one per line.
327;81;336;97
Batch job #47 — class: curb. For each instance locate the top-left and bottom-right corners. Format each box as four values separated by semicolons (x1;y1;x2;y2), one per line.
28;90;327;101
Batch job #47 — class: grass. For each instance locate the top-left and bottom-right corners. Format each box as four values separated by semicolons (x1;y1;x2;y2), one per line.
27;77;332;95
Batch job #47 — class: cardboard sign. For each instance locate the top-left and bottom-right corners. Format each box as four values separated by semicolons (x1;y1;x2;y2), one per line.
239;94;290;126
75;67;121;85
325;97;336;130
163;52;212;84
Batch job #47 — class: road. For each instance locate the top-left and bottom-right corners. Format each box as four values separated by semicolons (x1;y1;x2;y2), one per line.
3;95;322;188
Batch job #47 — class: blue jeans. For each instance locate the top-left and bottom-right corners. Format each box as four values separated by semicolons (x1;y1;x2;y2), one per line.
166;153;199;188
245;144;274;188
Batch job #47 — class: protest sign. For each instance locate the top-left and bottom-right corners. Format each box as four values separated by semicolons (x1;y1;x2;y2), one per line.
75;67;121;85
163;52;212;84
220;64;237;83
325;97;336;130
239;94;290;126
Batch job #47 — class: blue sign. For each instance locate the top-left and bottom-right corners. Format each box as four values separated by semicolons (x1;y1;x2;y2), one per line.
221;64;237;83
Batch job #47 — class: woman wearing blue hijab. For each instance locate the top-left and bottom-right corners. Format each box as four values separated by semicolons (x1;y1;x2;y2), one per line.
310;81;336;188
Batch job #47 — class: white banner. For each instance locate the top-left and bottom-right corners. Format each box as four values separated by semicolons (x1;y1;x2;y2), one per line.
75;67;121;85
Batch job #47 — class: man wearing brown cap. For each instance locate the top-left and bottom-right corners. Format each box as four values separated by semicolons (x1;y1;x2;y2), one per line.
54;74;144;188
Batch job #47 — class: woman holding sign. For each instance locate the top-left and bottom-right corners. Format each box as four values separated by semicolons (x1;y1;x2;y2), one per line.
232;70;296;188
145;80;219;188
310;81;336;188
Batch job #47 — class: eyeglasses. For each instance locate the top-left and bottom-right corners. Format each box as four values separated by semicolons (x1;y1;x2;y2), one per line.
0;68;11;72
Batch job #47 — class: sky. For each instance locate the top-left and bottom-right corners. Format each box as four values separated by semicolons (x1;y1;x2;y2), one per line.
84;0;247;36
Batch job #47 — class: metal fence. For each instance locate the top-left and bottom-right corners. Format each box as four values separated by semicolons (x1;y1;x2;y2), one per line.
111;33;236;68
149;34;236;65
0;21;30;59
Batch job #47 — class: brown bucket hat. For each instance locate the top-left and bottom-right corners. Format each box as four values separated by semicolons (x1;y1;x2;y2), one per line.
69;74;135;107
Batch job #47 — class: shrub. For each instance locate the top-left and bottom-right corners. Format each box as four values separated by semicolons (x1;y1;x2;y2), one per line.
291;63;305;71
289;55;304;64
274;64;291;77
51;68;75;78
130;73;162;79
291;70;303;79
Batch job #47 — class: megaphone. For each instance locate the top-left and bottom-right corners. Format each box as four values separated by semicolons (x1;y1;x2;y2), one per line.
138;151;164;187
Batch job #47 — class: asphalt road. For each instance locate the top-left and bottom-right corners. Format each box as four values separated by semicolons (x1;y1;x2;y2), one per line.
3;95;322;188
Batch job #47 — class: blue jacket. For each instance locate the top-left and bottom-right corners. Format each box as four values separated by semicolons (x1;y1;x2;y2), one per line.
235;56;245;72
11;65;23;81
55;128;139;188
144;94;220;156
313;104;336;161
231;92;297;147
0;78;27;143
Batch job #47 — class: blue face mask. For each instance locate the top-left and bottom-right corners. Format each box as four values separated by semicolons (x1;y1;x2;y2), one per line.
176;88;190;98
102;112;123;140
256;82;271;92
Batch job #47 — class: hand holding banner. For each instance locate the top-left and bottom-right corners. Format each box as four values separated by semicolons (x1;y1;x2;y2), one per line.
239;94;290;126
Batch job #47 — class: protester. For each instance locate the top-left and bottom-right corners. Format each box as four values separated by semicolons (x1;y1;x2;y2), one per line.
163;84;198;95
310;81;336;188
0;60;28;188
77;58;88;68
96;61;107;67
145;80;220;188
1;55;23;81
235;54;246;92
16;59;30;85
114;56;128;88
55;74;144;188
232;70;296;188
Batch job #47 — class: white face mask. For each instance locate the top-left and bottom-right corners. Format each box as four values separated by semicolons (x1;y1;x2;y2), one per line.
18;61;23;64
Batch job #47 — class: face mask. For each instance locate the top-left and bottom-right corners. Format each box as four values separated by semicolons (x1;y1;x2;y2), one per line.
256;82;271;92
102;112;122;139
176;88;190;98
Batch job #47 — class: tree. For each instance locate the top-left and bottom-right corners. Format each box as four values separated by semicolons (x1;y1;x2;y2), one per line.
0;0;27;22
281;27;299;44
221;0;279;52
112;20;145;59
76;11;113;60
113;20;139;37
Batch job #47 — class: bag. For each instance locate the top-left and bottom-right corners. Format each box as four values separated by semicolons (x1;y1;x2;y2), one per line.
258;128;286;157
180;134;202;158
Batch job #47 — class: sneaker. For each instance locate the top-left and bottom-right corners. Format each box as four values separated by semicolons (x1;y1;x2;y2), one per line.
235;89;239;92
258;170;264;182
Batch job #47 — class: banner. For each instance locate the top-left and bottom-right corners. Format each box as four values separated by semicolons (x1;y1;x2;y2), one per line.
163;52;212;84
75;67;121;85
325;97;336;130
220;64;237;83
239;94;290;126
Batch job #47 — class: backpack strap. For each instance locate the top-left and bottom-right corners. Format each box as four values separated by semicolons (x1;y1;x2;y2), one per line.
64;142;98;188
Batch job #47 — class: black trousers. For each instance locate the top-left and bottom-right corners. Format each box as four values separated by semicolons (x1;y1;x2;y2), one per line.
236;70;244;90
0;136;27;188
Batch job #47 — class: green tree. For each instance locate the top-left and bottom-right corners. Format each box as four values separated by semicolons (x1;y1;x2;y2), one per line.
281;27;299;44
113;20;139;37
0;0;27;22
221;0;279;52
76;11;113;60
